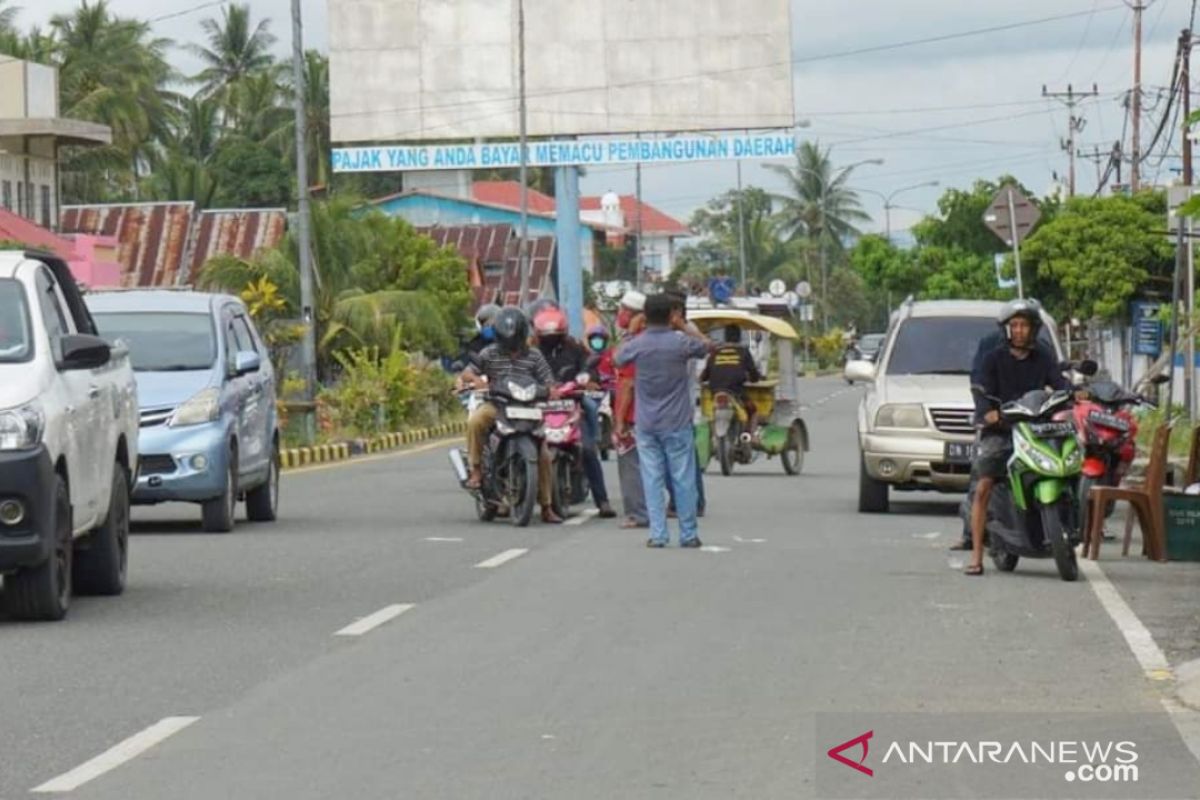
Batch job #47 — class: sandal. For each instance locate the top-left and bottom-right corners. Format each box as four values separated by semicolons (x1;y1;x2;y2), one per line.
964;563;985;576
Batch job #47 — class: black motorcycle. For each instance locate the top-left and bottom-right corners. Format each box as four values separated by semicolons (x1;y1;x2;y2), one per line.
450;378;548;527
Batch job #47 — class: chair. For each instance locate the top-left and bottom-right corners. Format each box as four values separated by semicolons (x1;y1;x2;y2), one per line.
1084;423;1170;562
1184;424;1200;486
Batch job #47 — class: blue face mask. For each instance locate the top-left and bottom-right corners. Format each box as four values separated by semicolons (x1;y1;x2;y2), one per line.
588;337;607;352
480;325;496;341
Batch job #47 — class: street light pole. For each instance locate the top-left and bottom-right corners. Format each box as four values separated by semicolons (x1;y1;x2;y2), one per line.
854;181;940;244
736;159;747;290
516;0;530;304
289;0;316;441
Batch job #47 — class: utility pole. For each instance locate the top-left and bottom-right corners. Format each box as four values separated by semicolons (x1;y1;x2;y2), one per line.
516;0;530;304
735;159;747;290
1183;27;1195;418
1043;83;1099;197
635;150;644;286
1130;1;1147;192
1183;27;1194;187
290;0;316;439
1077;144;1109;187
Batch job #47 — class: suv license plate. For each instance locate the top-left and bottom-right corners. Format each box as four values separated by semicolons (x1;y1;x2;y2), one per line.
944;442;974;464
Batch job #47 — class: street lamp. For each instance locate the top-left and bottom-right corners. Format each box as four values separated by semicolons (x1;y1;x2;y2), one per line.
854;180;940;242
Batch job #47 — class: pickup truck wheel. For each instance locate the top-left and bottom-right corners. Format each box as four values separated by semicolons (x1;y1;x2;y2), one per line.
201;454;237;533
245;443;280;523
858;455;890;513
74;466;129;596
6;476;72;620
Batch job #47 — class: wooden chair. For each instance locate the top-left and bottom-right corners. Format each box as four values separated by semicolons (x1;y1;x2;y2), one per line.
1184;424;1200;486
1084;423;1170;562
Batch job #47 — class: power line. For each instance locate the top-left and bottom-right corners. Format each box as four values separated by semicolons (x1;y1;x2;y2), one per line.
148;1;226;24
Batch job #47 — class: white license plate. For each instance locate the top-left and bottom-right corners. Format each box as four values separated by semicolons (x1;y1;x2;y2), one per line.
944;442;974;463
506;407;543;421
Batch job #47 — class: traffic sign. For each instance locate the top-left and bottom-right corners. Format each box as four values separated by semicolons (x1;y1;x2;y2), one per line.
983;186;1041;247
1131;301;1163;357
795;281;812;299
769;279;786;298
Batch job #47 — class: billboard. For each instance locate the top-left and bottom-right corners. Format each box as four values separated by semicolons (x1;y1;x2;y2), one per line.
329;0;795;143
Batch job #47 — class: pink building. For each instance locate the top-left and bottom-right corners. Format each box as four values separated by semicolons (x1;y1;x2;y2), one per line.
0;206;122;287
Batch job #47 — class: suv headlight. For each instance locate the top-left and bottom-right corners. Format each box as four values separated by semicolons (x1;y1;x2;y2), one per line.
0;404;44;450
168;388;220;428
875;404;927;429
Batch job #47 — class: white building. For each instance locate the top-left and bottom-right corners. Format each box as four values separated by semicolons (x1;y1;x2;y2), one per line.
0;59;111;229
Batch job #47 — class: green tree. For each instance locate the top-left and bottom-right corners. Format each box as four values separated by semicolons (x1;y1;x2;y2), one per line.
1021;193;1174;321
189;3;278;120
211;138;291;208
912;176;1055;256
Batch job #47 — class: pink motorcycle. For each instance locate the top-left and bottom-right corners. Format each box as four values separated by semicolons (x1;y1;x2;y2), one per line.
541;381;590;518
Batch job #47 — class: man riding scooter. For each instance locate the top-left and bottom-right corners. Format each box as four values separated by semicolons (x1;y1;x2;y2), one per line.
532;307;617;519
459;307;564;524
701;324;764;439
966;299;1070;576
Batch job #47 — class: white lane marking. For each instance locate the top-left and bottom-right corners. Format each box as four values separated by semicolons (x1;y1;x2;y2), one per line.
424;537;464;542
700;545;731;553
475;548;528;569
1161;698;1200;764
32;716;200;793
1078;558;1171;679
913;532;941;540
733;536;767;543
334;603;415;637
564;508;600;527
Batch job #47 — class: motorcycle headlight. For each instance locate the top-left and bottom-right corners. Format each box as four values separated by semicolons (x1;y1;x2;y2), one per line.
168;388;220;428
875;404;927;429
0;404;44;450
507;382;537;403
1016;435;1058;473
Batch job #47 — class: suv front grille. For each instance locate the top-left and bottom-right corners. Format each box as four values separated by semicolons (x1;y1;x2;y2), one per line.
139;455;178;475
929;407;975;435
140;407;175;428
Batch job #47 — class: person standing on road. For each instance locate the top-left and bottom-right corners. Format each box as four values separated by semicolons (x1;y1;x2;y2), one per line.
615;293;713;548
965;299;1068;575
664;291;707;518
610;291;649;529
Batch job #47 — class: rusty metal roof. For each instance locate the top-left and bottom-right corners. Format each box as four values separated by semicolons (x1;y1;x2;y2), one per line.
417;223;555;309
60;203;194;287
186;209;288;282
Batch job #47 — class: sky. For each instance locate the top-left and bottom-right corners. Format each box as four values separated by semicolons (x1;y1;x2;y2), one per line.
14;0;1195;235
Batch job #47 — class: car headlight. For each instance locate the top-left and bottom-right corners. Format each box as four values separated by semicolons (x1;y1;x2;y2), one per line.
507;381;537;403
0;404;44;450
168;388;220;428
875;404;927;429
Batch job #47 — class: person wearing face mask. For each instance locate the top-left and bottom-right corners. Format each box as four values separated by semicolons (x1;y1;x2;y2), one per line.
615;291;646;338
464;304;501;358
533;307;616;519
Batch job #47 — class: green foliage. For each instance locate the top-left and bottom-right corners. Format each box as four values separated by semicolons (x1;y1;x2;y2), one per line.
812;328;848;369
211;138;291;208
1021;194;1174;321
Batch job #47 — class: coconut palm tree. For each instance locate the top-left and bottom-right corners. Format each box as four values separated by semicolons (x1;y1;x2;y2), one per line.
189;3;279;121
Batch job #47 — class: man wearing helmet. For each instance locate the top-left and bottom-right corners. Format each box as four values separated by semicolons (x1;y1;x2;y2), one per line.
463;303;501;358
532;307;616;519
459;306;563;524
965;299;1069;576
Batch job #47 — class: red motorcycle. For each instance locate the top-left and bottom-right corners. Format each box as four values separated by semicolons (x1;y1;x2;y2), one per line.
542;381;590;518
1072;378;1152;539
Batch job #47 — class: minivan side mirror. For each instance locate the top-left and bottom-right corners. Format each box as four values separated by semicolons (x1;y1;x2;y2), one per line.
234;350;261;376
844;359;876;384
60;334;111;370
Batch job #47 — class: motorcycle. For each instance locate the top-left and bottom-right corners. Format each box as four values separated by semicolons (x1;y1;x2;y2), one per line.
985;372;1092;582
711;390;756;476
449;378;548;527
1073;377;1154;540
543;380;590;518
589;389;615;462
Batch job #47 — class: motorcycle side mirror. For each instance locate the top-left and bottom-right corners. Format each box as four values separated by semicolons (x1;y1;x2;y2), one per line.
1150;374;1171;386
1077;359;1099;376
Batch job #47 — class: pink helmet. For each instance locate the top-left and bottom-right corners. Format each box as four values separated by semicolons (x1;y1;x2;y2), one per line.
533;307;568;336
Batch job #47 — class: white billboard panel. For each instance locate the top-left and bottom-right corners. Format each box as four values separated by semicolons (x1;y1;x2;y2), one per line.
329;0;794;143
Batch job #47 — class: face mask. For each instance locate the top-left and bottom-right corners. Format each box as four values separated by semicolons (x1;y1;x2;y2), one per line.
588;337;607;352
616;308;632;329
539;335;563;351
480;325;496;341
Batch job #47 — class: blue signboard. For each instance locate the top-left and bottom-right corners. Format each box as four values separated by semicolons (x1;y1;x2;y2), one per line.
1131;301;1163;357
331;132;797;173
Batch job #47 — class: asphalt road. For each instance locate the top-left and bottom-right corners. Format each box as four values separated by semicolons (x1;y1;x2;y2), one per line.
2;376;1197;799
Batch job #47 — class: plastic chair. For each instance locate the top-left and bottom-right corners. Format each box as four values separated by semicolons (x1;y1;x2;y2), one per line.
1084;423;1170;562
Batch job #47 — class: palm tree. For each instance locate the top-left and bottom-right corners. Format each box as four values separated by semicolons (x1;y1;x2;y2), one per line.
0;1;19;35
765;141;870;251
189;3;278;120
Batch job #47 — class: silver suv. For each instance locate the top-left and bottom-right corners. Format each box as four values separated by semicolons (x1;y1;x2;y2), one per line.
847;299;1062;513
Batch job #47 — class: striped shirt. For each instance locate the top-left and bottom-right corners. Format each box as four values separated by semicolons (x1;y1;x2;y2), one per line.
472;344;555;389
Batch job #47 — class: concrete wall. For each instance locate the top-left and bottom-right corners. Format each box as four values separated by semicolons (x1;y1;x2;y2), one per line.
330;0;793;142
0;145;58;227
0;60;59;119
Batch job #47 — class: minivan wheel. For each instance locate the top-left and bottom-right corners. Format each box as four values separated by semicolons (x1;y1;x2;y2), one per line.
202;450;237;533
858;455;889;513
6;476;72;620
246;442;280;523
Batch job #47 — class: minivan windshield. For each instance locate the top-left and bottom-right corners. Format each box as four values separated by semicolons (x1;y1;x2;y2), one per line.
885;316;1055;376
0;279;33;363
92;312;216;372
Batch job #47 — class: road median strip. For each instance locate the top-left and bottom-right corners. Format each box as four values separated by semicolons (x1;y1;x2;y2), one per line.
280;420;467;470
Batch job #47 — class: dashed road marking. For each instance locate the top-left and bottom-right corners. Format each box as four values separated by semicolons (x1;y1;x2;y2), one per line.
475;548;529;569
733;536;767;543
564;509;600;527
334;603;415;637
700;545;731;553
424;537;464;542
32;716;200;793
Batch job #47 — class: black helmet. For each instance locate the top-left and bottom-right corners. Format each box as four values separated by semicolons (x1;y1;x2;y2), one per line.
492;307;529;353
475;303;501;327
998;298;1043;346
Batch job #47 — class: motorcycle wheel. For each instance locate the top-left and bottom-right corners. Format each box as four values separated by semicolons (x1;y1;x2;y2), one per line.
1041;502;1079;582
717;436;734;476
990;550;1019;572
1077;475;1096;545
509;453;537;527
552;457;572;519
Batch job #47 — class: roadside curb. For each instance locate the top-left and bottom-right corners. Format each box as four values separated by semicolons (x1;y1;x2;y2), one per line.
280;420;467;470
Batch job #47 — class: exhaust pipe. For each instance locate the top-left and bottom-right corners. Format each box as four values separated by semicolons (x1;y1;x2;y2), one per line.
448;448;470;485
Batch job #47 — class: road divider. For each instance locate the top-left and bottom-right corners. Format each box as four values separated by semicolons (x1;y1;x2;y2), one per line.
281;421;467;470
32;716;199;793
334;603;416;637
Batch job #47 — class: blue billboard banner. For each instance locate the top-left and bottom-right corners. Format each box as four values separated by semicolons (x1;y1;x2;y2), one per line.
331;132;797;173
1131;301;1163;357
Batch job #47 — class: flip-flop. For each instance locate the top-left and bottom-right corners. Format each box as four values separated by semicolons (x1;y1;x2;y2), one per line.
964;563;985;576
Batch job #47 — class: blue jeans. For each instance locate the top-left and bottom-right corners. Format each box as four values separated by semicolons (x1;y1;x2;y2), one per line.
637;426;699;545
667;446;706;514
580;396;609;506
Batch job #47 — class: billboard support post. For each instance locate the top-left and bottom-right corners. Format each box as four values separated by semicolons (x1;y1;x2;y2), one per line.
516;0;530;304
555;165;584;337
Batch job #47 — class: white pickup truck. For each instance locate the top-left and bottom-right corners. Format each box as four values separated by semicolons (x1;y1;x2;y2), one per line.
0;250;138;620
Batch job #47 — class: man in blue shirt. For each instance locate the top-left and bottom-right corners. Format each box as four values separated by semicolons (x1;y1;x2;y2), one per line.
615;293;714;548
